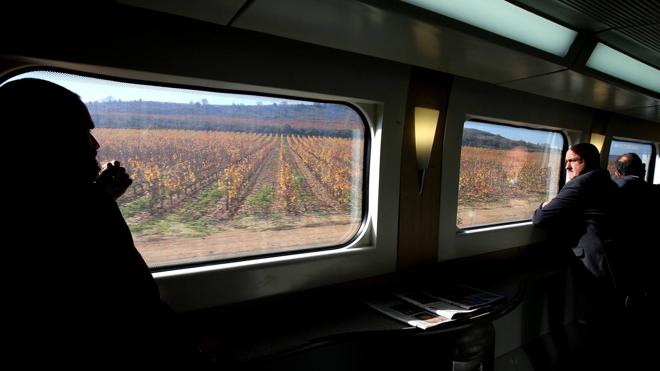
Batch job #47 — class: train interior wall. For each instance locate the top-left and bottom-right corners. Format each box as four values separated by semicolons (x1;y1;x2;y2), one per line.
2;2;658;370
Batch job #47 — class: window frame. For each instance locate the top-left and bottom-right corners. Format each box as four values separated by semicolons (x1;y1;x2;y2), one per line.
456;118;568;231
608;137;657;184
654;144;660;185
3;67;374;270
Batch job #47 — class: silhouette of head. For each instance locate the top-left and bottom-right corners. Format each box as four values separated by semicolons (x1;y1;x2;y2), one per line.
0;78;101;184
615;152;645;178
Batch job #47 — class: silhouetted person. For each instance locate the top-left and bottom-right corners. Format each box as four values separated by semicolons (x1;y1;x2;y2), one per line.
613;152;659;210
532;143;621;326
1;78;204;369
613;153;657;315
614;152;655;217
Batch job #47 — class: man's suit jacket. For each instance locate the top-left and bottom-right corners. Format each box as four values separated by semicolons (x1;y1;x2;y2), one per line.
533;169;620;279
614;175;656;207
613;175;657;291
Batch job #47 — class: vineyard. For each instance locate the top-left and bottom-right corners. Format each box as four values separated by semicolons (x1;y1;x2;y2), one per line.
94;128;363;266
457;146;562;228
95;128;561;262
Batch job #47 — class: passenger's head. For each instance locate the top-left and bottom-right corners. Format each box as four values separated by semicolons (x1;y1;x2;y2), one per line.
565;143;600;180
615;153;645;178
0;78;100;184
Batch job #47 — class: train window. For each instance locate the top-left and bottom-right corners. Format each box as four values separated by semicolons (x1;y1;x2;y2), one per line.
607;139;654;182
457;120;565;229
6;71;367;268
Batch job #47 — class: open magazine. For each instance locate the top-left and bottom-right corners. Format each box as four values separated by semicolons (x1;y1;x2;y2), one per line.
392;289;487;320
363;293;450;329
420;283;506;310
364;284;505;329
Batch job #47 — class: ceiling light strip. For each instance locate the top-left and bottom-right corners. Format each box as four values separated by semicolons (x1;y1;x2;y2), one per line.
402;0;577;57
586;43;660;94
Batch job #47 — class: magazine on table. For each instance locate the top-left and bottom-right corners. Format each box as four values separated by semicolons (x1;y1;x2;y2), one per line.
420;282;506;310
363;293;450;330
392;288;487;320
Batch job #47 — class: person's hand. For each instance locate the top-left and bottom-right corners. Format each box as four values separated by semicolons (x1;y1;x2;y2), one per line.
541;201;549;208
96;160;132;200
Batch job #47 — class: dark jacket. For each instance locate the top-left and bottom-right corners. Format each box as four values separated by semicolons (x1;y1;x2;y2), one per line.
12;183;197;368
614;175;658;208
613;175;657;293
532;169;620;279
614;174;649;190
614;175;656;225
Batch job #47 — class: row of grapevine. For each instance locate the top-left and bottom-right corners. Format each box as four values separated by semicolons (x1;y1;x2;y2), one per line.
458;147;557;203
96;129;275;210
96;128;366;228
218;135;277;214
287;135;359;209
277;135;300;213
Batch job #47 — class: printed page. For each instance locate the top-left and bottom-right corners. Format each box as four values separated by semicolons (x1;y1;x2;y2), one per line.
392;289;485;320
421;283;505;310
364;293;450;330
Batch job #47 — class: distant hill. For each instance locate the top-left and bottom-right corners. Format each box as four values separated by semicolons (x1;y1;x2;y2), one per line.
86;100;363;137
462;128;548;152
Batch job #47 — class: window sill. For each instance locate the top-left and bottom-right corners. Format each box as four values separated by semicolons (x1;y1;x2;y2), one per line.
457;221;533;236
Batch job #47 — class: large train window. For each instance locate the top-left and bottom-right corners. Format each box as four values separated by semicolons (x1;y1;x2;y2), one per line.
457;120;565;228
7;71;367;268
607;139;654;183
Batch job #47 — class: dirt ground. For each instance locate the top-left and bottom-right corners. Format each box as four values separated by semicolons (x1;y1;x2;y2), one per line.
136;221;359;267
457;196;545;228
138;196;545;267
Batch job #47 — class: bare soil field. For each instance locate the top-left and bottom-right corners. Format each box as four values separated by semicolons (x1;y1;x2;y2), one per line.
136;217;358;267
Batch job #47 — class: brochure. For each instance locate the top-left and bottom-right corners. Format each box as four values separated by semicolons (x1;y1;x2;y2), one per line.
392;289;487;319
364;284;505;329
363;293;450;330
420;283;505;310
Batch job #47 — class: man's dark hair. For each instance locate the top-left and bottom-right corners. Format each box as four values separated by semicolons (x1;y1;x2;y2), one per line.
0;78;99;183
616;152;645;178
569;143;601;171
0;78;92;134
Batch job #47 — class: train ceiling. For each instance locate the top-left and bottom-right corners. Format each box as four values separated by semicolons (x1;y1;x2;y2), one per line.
120;0;659;123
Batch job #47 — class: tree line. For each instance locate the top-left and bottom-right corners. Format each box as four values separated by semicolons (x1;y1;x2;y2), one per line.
87;100;363;138
462;128;550;152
